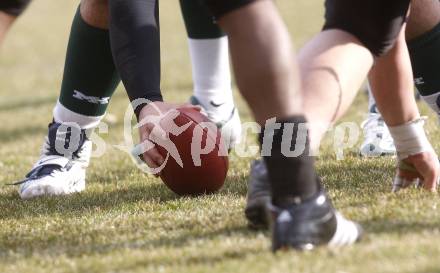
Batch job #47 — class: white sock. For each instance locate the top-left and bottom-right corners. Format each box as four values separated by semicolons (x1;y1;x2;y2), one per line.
188;37;234;121
53;101;103;129
420;92;440;121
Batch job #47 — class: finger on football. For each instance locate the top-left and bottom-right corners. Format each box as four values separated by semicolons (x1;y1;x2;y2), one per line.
142;151;160;170
144;147;164;167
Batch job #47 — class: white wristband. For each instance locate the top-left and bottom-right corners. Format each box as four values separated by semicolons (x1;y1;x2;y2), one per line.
388;117;433;160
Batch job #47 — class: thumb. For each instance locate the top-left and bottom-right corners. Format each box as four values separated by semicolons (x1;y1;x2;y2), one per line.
179;104;202;112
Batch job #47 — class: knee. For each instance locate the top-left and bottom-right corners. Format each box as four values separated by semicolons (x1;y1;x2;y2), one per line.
80;0;109;28
323;0;410;57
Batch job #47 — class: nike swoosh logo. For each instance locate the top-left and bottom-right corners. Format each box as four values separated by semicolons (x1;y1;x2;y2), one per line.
210;101;225;107
38;158;55;165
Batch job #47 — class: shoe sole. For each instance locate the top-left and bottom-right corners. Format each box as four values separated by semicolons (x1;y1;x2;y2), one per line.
359;151;395;157
20;179;85;200
272;218;363;252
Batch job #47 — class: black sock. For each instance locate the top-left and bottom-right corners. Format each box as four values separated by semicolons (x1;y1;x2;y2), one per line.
259;116;319;206
59;7;120;117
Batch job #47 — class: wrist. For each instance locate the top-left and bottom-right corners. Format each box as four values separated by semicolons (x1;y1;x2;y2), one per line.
388;117;434;160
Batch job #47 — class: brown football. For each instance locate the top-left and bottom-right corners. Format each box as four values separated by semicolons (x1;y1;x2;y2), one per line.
156;107;229;195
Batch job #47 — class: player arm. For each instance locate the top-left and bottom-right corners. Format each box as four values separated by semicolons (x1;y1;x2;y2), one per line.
369;27;439;191
108;0;164;118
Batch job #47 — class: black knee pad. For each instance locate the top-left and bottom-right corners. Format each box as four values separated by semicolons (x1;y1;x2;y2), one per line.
202;0;256;19
323;0;410;57
0;0;32;16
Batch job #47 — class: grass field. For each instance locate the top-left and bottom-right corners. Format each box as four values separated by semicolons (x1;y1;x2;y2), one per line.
1;1;440;272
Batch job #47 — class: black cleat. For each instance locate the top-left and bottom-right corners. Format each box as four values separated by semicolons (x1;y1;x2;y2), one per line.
270;190;363;251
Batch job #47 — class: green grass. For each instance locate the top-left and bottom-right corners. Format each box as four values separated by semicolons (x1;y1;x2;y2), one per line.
1;1;440;272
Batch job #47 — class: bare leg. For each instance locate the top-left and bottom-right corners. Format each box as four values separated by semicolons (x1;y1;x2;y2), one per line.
217;0;301;124
298;30;374;150
0;12;16;46
209;0;362;250
406;0;440;40
405;0;440;119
